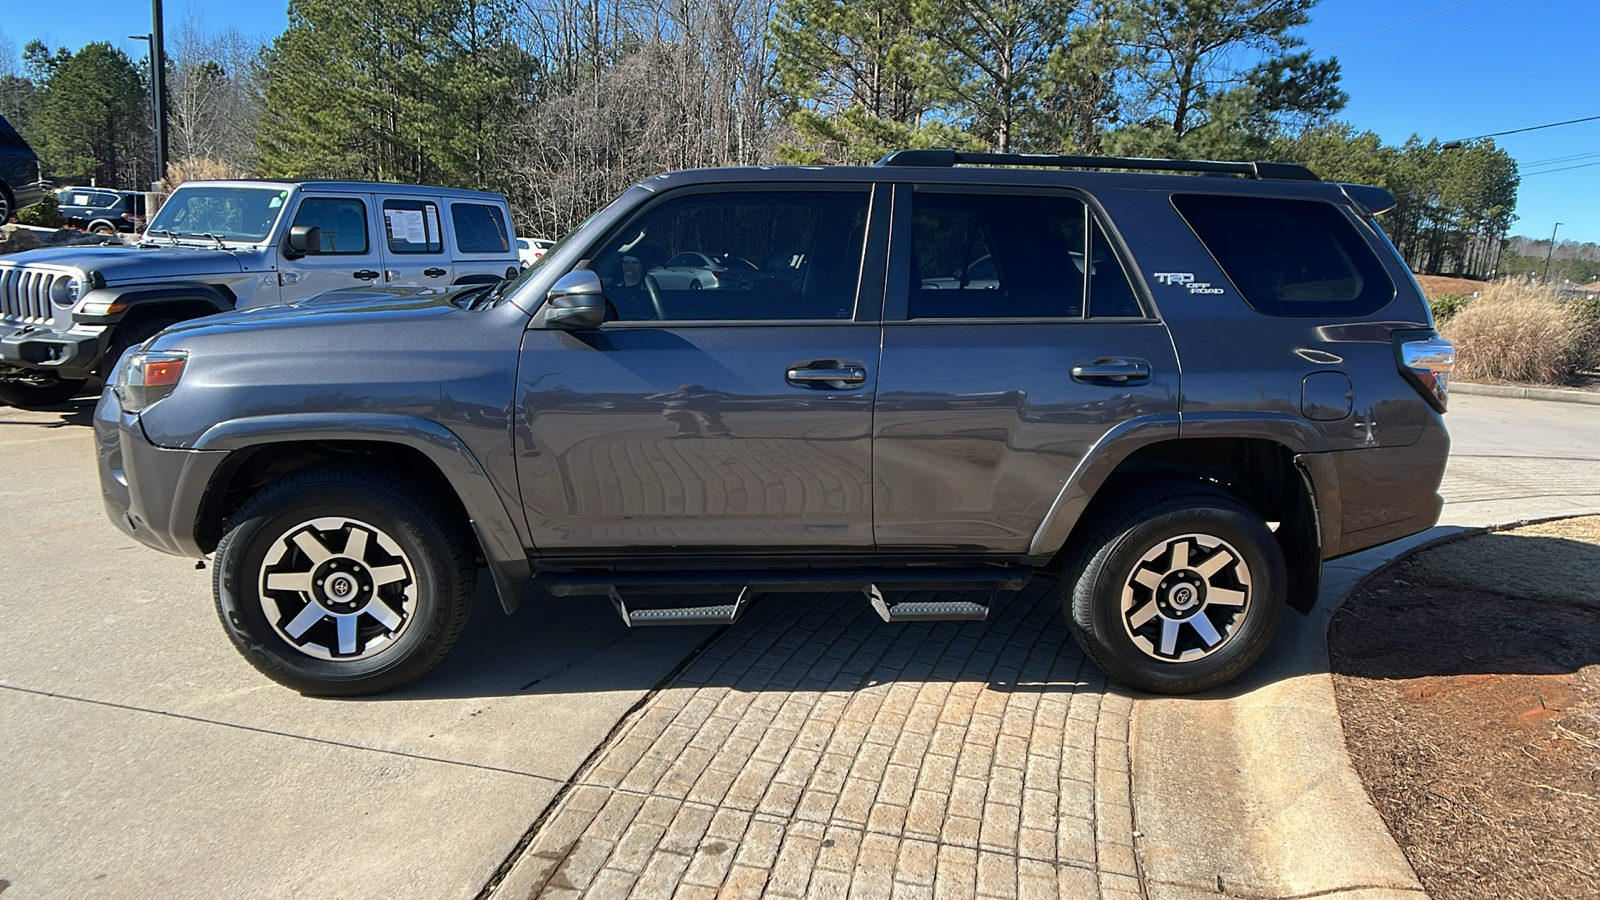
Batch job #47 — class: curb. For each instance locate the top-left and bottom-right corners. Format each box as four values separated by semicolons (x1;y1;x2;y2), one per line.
1451;381;1600;405
1130;508;1600;900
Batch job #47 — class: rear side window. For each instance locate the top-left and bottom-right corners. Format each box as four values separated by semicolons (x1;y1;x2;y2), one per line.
1172;194;1394;317
293;197;369;254
904;192;1142;320
451;203;511;254
382;198;443;254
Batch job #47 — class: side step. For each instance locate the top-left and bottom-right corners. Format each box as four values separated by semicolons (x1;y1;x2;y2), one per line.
540;566;1032;597
866;585;991;623
609;586;756;627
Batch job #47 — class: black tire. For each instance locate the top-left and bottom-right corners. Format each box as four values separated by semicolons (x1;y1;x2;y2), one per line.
213;463;475;695
1061;482;1287;695
0;376;88;408
0;186;12;223
99;316;181;380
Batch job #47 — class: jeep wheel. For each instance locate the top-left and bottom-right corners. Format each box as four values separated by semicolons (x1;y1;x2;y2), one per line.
213;464;474;695
1062;483;1286;695
100;317;180;379
0;376;88;408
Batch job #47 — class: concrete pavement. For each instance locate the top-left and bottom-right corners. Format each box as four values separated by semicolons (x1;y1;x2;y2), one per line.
0;398;713;899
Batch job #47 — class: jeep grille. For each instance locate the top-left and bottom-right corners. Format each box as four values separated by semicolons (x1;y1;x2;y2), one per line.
0;267;62;325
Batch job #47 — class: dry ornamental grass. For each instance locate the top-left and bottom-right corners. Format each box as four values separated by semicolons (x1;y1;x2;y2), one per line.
1439;281;1587;385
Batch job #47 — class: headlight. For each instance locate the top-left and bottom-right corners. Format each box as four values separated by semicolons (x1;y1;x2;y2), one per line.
50;276;82;307
115;349;188;412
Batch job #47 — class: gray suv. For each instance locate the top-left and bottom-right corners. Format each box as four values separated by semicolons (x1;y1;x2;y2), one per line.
1;179;518;408
94;151;1455;696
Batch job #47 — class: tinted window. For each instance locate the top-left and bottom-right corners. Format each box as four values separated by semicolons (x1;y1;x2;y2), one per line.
907;193;1089;319
590;190;869;321
293;197;369;254
451;202;510;254
1087;221;1143;318
1172;194;1395;316
382;198;443;254
0;115;30;151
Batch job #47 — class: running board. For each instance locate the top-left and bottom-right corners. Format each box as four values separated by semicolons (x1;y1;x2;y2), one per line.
867;585;991;622
609;586;756;627
540;566;1032;597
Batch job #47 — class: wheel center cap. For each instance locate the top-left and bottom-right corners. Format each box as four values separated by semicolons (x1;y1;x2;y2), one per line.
314;559;372;610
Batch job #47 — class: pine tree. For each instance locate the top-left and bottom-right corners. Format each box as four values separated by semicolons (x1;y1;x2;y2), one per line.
32;43;149;185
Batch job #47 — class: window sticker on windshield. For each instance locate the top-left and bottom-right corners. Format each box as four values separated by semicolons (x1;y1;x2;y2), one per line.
269;194;284;208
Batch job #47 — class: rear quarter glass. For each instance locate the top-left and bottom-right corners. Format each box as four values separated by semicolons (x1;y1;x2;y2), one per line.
1171;194;1395;318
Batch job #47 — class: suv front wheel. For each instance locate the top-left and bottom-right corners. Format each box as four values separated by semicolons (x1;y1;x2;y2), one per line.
1063;484;1287;695
213;463;475;696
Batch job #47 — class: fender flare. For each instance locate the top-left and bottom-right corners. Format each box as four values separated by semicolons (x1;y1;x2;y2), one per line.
1026;411;1334;558
73;281;236;325
193;413;531;614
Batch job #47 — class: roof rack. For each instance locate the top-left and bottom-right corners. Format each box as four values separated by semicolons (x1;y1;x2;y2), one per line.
873;149;1320;182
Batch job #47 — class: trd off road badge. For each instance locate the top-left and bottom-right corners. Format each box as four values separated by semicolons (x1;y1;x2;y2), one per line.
1152;272;1225;294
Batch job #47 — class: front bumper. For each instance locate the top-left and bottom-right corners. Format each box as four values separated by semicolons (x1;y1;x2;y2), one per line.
0;322;106;380
95;386;227;558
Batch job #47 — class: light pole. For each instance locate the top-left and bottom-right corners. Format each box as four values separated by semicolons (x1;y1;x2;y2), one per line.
128;34;158;188
1542;222;1564;284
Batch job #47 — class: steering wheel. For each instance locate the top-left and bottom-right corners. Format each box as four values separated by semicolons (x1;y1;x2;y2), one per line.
645;275;668;320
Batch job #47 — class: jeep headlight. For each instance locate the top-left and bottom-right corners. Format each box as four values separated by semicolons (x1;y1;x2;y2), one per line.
115;349;188;412
50;276;82;307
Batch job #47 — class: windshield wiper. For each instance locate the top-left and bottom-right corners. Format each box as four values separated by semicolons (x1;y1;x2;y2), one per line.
146;229;179;246
198;233;227;249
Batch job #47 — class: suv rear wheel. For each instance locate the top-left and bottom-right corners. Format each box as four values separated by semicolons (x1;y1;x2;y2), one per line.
1062;483;1286;695
213;463;474;696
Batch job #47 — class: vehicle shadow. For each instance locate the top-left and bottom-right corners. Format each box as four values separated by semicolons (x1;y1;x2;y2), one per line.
372;576;1111;703
0;394;98;428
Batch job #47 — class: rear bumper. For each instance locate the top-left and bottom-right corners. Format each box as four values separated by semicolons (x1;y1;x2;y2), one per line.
95;386;226;558
1325;419;1451;558
10;180;48;210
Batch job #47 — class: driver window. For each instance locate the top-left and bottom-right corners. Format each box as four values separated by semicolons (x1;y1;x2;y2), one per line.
592;190;869;321
293;197;370;255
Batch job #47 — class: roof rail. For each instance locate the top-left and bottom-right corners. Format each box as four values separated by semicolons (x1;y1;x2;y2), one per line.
873;149;1321;182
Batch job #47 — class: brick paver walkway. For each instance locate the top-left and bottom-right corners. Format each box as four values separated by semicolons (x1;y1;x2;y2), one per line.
497;584;1139;899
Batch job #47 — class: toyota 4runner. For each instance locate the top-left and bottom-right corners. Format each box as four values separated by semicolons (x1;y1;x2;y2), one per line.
95;151;1455;696
2;179;519;408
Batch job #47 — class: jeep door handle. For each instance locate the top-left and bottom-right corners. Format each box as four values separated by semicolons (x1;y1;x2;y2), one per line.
353;269;380;280
786;365;867;387
1071;359;1151;384
423;268;447;278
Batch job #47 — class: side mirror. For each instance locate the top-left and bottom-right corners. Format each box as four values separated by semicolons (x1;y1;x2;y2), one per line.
285;225;322;259
545;270;607;330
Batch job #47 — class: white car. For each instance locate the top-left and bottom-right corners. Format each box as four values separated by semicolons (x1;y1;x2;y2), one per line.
517;237;554;267
647;251;761;290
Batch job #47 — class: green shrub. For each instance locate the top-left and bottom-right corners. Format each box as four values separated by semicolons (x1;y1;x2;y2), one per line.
15;193;64;228
1429;293;1473;323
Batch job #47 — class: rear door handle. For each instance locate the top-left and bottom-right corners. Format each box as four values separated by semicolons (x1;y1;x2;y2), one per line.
353;269;380;280
787;365;867;388
424;268;447;278
1071;358;1151;385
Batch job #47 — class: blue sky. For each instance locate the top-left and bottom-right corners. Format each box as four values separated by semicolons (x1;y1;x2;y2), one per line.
4;0;1597;243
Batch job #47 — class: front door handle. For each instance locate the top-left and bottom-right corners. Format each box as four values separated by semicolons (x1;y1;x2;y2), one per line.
424;267;447;278
1071;358;1151;385
353;269;380;280
787;365;867;388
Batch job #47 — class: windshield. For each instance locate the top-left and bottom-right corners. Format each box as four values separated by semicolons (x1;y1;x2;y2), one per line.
146;185;290;243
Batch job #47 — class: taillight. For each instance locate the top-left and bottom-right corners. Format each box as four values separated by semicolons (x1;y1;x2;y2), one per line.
1393;332;1455;412
121;213;136;221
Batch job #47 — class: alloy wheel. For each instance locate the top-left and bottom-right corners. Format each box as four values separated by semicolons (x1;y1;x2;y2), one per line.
257;516;418;660
1120;532;1252;662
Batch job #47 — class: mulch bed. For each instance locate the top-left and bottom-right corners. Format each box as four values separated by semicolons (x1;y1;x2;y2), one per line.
1328;560;1600;899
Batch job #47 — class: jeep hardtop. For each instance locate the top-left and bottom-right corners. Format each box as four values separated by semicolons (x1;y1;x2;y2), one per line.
95;151;1455;696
